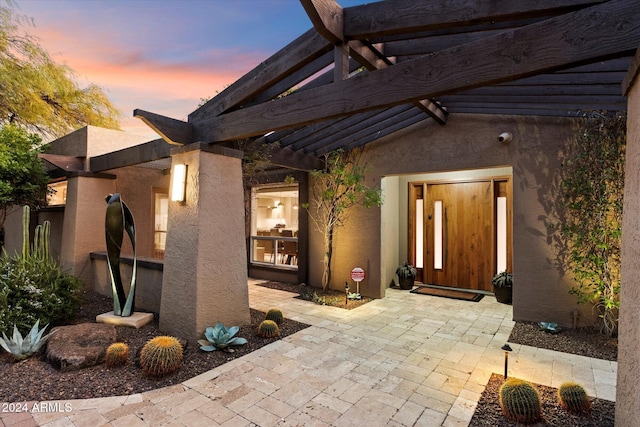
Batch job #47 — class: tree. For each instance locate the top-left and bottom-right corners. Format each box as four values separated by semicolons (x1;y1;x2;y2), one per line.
305;148;382;291
559;112;625;337
0;2;120;137
0;124;48;231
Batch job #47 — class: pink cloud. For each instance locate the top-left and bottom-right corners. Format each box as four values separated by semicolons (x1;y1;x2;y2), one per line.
29;22;270;136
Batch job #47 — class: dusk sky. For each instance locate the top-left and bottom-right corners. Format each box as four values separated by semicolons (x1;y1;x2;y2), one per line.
16;0;372;138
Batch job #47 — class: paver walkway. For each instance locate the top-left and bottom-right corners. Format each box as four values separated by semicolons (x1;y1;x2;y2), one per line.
1;280;616;426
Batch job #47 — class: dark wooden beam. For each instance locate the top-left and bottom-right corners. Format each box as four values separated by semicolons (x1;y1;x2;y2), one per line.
189;29;333;125
343;0;605;39
133;109;192;145
243;51;334;107
305;106;422;154
38;154;84;172
267;146;325;171
300;0;343;44
292;105;414;151
191;0;640;142
325;111;427;155
348;39;447;124
90;139;172;172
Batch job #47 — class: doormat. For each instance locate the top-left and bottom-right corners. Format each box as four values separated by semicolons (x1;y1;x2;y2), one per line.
410;286;484;302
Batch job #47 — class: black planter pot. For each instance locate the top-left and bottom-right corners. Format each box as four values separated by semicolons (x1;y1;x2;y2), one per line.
494;286;513;304
398;276;415;290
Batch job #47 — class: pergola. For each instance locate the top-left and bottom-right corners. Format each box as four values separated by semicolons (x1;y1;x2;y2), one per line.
84;3;640;424
89;0;640;175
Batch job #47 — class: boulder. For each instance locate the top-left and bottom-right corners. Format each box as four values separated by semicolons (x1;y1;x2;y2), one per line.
46;323;117;371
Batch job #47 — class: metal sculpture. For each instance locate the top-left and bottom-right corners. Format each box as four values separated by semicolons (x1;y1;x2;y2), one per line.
105;193;137;317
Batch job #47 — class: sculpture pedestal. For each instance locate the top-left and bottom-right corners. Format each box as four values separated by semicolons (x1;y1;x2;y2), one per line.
96;311;154;329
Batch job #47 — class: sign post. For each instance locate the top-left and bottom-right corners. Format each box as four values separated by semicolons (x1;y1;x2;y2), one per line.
349;267;365;299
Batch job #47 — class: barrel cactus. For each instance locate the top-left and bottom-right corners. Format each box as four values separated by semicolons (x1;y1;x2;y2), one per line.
257;320;280;338
265;308;284;325
105;342;129;368
139;336;183;377
558;382;591;414
499;378;542;424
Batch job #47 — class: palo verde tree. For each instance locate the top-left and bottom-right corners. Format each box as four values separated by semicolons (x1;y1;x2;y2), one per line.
305;148;382;291
0;2;120;137
0;124;48;231
559;112;625;337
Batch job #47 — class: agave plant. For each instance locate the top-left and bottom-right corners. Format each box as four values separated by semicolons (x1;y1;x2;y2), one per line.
0;320;56;360
197;322;248;352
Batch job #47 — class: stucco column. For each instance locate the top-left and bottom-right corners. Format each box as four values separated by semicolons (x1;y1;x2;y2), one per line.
159;143;250;343
616;56;640;425
60;172;117;286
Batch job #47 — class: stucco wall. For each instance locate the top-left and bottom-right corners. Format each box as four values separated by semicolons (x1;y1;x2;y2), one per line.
60;175;117;287
616;70;640;424
159;146;250;342
107;166;170;258
47;126;151;170
308;113;586;326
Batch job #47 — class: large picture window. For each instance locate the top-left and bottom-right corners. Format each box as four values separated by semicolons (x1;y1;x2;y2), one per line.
250;184;299;269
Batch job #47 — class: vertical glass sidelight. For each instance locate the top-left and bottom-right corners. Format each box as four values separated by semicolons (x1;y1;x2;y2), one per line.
415;199;424;268
434;200;443;269
496;196;507;273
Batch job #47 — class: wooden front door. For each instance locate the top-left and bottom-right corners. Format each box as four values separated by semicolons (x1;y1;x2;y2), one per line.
426;181;494;291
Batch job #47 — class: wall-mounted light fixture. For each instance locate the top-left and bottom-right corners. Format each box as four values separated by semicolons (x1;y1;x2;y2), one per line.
171;163;187;202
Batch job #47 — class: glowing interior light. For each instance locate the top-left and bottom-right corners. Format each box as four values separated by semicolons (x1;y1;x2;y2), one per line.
416;199;424;268
434;200;443;270
497;196;507;273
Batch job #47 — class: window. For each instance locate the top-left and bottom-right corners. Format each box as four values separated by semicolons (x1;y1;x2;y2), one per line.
250;184;299;269
47;181;67;206
153;190;169;259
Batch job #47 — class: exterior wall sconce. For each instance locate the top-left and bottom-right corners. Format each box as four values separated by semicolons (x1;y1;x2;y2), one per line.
171;163;187;202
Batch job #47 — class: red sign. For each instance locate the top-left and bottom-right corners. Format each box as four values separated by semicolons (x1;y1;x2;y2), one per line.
350;267;365;282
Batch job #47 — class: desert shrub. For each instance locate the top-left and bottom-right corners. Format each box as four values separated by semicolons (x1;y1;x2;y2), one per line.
0;254;82;335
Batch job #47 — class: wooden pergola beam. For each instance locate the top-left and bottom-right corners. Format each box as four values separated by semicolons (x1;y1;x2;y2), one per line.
343;0;606;38
301;0;343;44
302;1;447;124
133;109;192;145
190;0;640;142
189;29;333;125
90;139;172;172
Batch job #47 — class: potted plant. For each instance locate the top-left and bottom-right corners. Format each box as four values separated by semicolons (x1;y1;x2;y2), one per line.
492;271;513;304
396;262;417;290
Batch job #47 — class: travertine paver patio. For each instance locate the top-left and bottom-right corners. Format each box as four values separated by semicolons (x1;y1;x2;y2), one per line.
1;280;616;426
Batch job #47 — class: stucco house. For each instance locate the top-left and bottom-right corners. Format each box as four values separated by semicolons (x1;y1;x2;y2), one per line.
3;1;640;424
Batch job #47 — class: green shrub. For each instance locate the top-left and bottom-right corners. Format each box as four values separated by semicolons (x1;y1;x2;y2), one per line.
105;342;129;368
139;336;183;377
499;378;542;424
0;254;82;335
0;206;82;335
265;308;284;325
558;382;591;415
257;320;279;338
